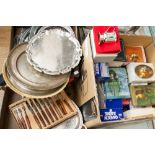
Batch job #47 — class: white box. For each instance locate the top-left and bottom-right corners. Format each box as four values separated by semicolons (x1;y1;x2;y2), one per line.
124;107;155;119
127;62;155;83
90;30;117;63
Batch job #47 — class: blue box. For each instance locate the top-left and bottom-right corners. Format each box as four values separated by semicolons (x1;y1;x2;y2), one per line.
95;63;110;81
100;109;124;122
100;63;109;80
104;67;131;99
95;63;101;79
105;99;123;109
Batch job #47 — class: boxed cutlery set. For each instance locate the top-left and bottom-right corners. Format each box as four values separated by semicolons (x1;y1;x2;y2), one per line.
9;91;80;129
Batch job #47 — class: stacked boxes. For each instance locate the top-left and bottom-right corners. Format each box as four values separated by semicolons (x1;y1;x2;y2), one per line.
92;26;155;122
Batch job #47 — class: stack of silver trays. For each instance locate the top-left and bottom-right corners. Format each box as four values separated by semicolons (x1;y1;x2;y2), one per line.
4;26;82;98
4;43;70;98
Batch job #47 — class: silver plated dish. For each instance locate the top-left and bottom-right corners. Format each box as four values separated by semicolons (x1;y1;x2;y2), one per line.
6;43;70;90
18;28;31;44
15;27;41;46
53;102;83;129
3;43;70;98
26;28;82;75
38;26;75;36
3;64;69;98
29;26;42;39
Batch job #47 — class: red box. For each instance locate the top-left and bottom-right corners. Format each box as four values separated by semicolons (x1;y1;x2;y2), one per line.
92;26;121;54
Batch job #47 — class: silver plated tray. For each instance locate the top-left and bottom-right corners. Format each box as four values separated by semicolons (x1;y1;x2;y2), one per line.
3;64;69;98
29;26;42;39
15;27;41;46
6;43;70;91
18;28;31;44
38;26;75;36
53;102;83;129
26;28;82;75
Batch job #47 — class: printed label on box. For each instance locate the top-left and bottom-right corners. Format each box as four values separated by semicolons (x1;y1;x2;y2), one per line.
100;109;124;122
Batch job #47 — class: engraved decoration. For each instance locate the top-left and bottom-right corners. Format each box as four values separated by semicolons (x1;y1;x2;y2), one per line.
26;28;82;75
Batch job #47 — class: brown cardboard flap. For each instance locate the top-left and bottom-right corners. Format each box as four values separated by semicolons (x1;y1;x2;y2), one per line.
74;34;101;126
145;42;155;68
120;34;153;47
1;90;22;129
75;34;98;107
85;118;102;128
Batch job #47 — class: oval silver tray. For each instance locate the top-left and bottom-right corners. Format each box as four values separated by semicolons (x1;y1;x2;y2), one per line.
26;28;82;75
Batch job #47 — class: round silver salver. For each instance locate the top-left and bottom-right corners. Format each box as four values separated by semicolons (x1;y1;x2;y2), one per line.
26;28;82;75
4;43;70;98
4;64;68;98
37;26;75;37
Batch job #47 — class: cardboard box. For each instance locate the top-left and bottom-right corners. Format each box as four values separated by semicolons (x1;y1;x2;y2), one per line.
105;99;123;109
0;27;13;73
125;46;146;62
91;26;121;54
0;27;14;128
75;33;155;128
1;27;155;129
127;62;155;83
145;43;155;69
74;34;101;127
104;67;130;99
124;107;155;120
90;30;118;63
